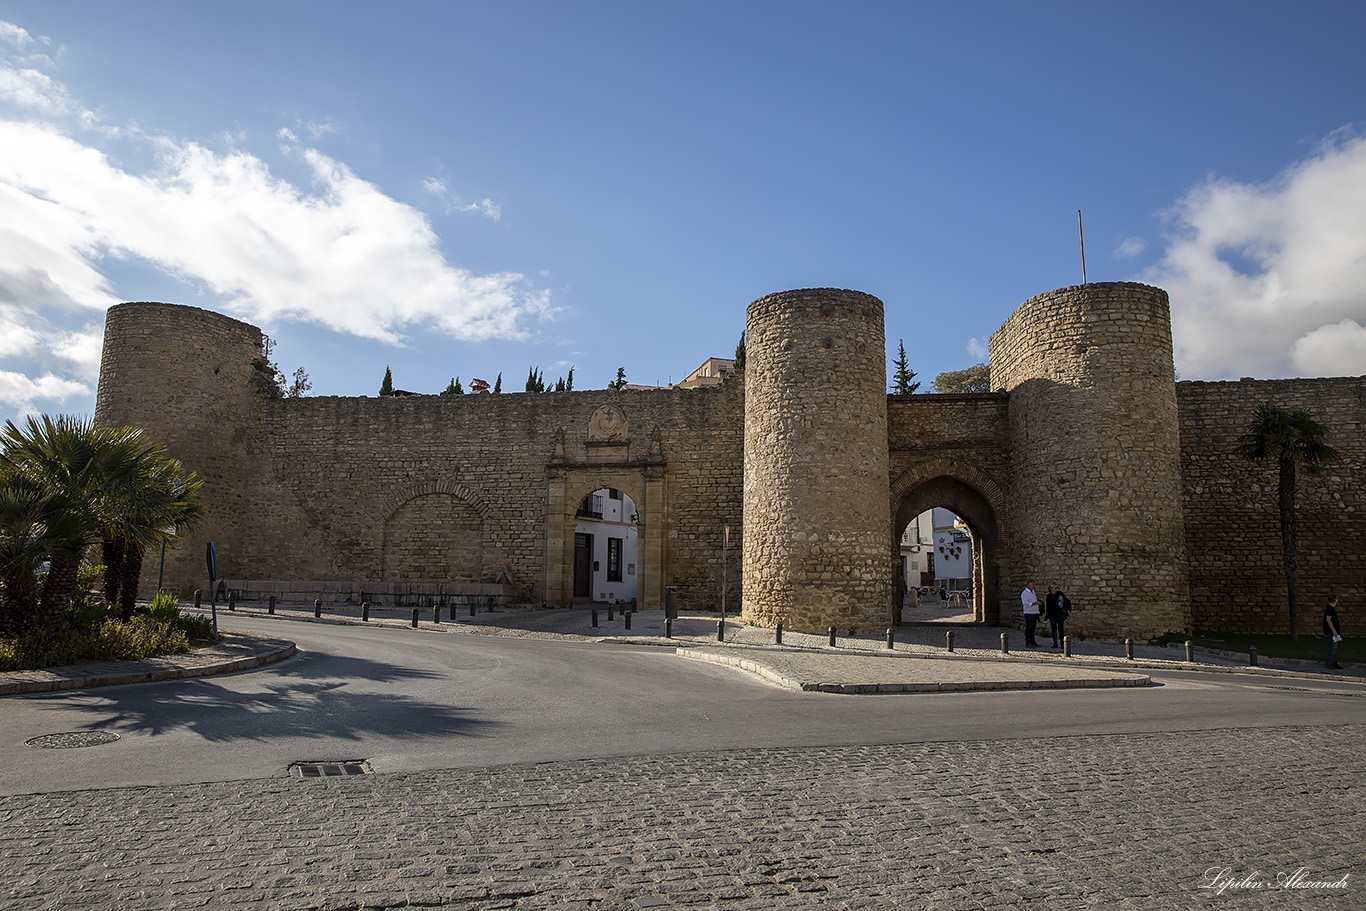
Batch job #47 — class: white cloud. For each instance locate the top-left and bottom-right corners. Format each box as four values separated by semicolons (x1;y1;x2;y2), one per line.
421;175;502;220
0;19;551;426
966;337;988;362
1141;132;1366;380
0;370;90;415
1114;237;1145;258
1290;319;1366;377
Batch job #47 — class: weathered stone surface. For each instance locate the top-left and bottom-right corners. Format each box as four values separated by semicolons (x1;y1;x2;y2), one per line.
94;283;1364;639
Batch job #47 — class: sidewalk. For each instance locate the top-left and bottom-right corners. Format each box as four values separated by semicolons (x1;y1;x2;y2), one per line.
7;600;1354;697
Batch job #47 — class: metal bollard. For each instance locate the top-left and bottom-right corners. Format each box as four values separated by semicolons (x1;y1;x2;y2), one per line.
1001;633;1009;654
624;611;631;630
434;605;441;624
591;608;598;628
828;627;836;647
946;629;955;653
717;619;725;642
664;618;672;639
228;592;236;612
1185;640;1194;662
775;623;783;645
1125;638;1134;660
411;608;419;628
1063;635;1072;658
362;601;370;622
1249;645;1258;667
886;628;894;649
314;599;322;619
608;605;614;622
268;595;276;615
194;590;202;610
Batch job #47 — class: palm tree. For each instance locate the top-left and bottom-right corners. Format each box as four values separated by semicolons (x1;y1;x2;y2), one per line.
0;416;203;628
1236;404;1340;639
103;456;203;619
0;472;83;638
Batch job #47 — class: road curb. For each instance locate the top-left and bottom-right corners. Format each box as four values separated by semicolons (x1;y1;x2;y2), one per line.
679;648;1154;693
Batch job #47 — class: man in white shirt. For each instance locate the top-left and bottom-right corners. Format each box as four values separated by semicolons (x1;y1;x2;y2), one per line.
1021;582;1041;647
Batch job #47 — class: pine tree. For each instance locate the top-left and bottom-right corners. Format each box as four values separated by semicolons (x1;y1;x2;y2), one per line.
566;366;574;392
379;366;393;396
525;367;545;393
609;367;627;391
891;340;919;394
286;367;312;397
441;377;464;396
493;373;502;393
734;331;746;371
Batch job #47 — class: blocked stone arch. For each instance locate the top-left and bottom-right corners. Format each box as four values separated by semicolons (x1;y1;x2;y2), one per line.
380;480;504;583
381;480;493;519
891;466;1008;624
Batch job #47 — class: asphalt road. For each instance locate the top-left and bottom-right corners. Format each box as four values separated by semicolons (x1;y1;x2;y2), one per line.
3;615;1363;797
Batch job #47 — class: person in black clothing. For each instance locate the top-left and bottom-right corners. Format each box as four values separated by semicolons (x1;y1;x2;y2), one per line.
1045;584;1071;648
1324;595;1344;670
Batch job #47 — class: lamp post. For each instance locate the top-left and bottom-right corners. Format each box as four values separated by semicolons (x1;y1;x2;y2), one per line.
155;479;181;593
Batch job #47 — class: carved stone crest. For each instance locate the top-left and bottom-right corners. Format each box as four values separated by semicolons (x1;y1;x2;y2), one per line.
588;405;628;442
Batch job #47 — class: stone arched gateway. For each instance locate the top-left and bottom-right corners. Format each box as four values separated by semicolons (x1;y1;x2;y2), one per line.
892;472;1006;624
545;466;669;611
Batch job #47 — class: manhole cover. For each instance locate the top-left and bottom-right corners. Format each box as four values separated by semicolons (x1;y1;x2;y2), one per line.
26;731;121;749
290;760;372;779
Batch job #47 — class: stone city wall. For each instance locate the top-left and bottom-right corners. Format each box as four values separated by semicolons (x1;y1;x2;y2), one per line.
94;292;1364;640
1177;376;1365;633
97;302;745;612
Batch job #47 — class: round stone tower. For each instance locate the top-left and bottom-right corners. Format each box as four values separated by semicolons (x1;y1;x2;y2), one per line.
989;282;1191;640
742;288;893;633
95;302;269;597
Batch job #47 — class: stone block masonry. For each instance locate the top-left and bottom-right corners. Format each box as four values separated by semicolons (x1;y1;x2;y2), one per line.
94;282;1364;640
742;289;893;633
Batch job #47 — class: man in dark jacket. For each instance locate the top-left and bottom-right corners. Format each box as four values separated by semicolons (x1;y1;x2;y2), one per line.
1045;585;1072;648
1324;595;1344;670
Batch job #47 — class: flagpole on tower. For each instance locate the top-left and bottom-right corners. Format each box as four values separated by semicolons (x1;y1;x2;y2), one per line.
1078;209;1087;285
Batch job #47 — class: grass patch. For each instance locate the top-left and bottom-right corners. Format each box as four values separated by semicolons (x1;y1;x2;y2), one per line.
1165;630;1362;664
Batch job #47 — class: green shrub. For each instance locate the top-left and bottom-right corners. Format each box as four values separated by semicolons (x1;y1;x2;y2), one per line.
93;616;189;660
65;562;112;633
145;591;216;640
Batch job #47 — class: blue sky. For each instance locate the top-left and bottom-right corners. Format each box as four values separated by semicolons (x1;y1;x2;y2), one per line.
2;1;1364;425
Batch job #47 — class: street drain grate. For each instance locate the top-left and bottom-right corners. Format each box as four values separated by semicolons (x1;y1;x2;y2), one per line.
27;731;121;749
290;760;373;779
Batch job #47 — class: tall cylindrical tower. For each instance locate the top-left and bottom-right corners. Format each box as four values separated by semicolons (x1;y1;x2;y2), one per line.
742;289;893;633
989;282;1191;639
95;302;269;597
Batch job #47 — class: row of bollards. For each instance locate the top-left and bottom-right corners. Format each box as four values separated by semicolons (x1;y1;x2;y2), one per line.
180;598;1250;668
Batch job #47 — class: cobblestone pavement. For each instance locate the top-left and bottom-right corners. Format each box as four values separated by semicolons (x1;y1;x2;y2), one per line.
2;724;1360;910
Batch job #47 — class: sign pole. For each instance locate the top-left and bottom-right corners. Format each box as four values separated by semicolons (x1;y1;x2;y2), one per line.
206;541;218;636
722;524;729;621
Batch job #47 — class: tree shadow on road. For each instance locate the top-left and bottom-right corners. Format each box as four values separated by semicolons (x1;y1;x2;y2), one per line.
24;652;499;743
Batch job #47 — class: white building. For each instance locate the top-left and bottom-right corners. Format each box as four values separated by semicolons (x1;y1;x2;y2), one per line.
572;488;639;604
900;507;973;593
